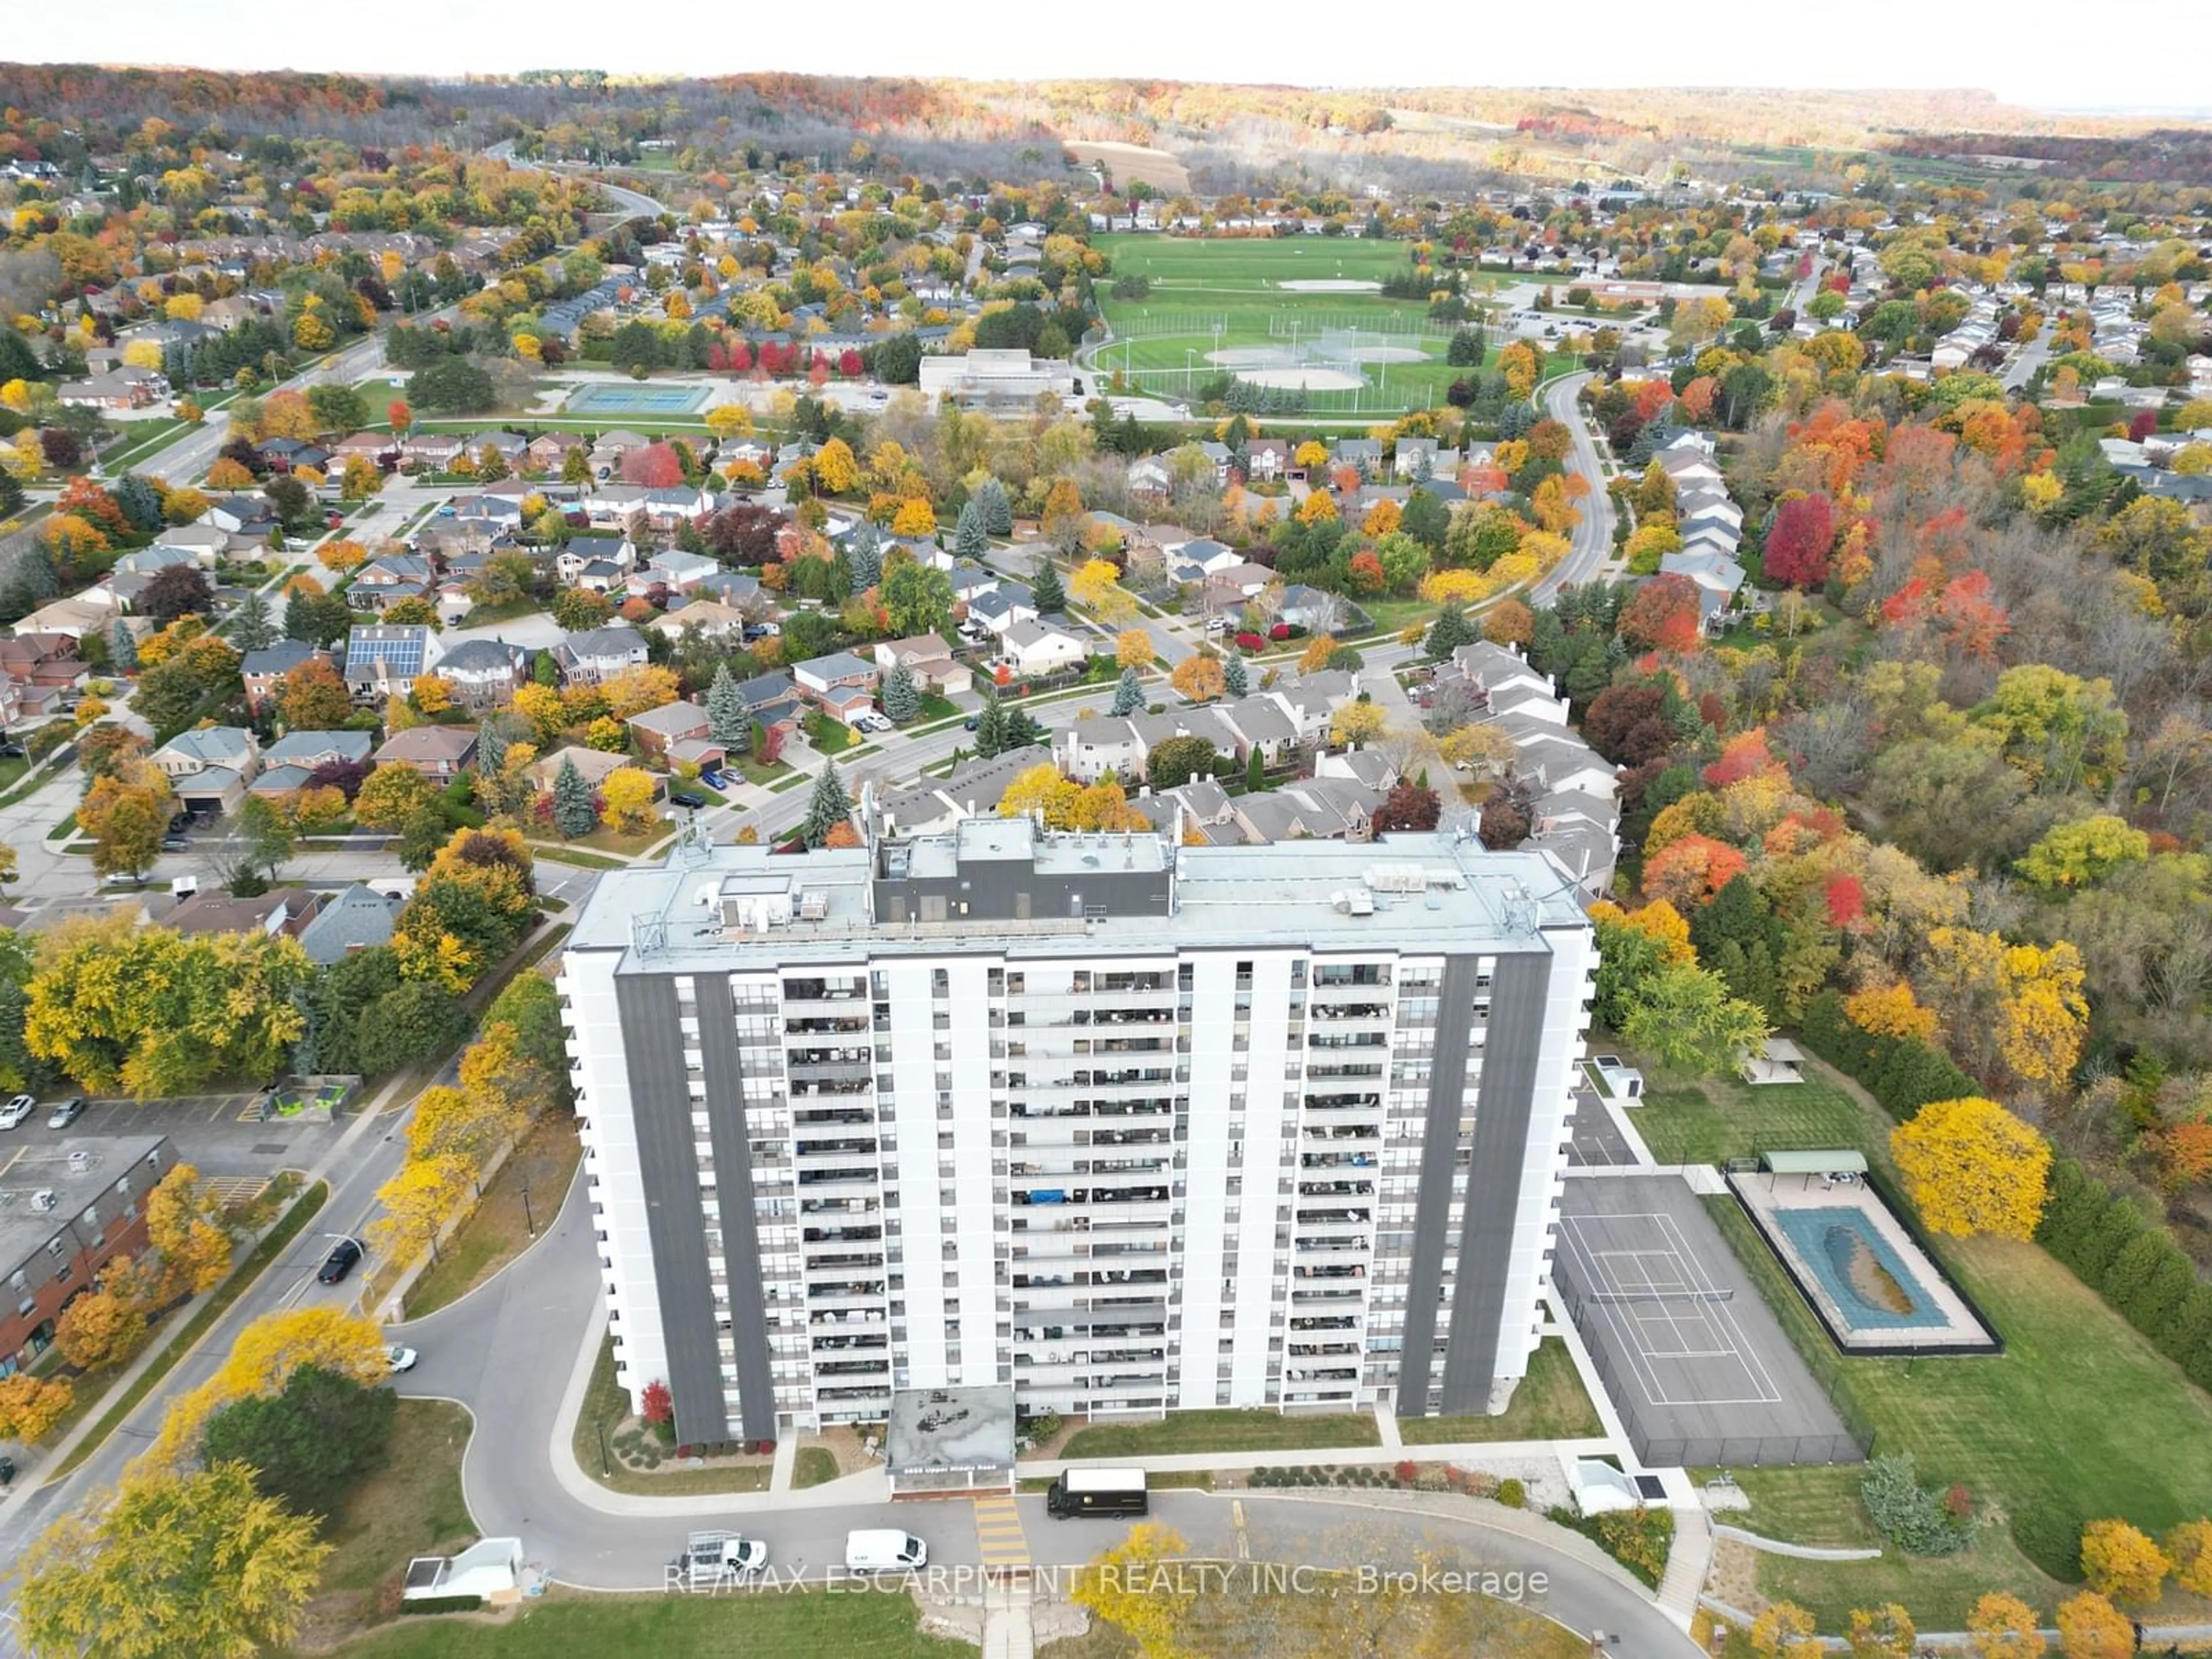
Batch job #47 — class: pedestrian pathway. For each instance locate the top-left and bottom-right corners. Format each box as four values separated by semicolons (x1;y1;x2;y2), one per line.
980;1577;1035;1659
972;1491;1030;1571
768;1435;797;1493
1655;1505;1712;1631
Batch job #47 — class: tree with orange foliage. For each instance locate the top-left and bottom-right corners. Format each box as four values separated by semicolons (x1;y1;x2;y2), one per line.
1703;728;1782;788
2055;1590;2135;1659
1618;573;1703;654
1641;834;1749;909
1361;498;1401;537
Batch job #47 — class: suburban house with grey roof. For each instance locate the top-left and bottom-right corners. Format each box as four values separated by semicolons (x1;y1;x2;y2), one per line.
151;726;260;815
438;638;529;709
554;624;649;685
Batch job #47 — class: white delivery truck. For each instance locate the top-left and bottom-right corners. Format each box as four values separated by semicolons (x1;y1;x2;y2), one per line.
671;1530;768;1586
844;1529;929;1572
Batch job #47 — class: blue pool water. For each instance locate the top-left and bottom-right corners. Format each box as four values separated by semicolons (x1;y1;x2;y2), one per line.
1771;1207;1950;1331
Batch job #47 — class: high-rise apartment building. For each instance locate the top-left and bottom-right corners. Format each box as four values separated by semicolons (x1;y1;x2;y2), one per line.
559;820;1594;1446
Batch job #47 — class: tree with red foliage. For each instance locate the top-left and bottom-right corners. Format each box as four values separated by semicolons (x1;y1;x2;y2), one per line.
702;503;787;564
755;722;785;764
1618;573;1704;653
1643;833;1749;907
1765;494;1836;589
1374;781;1442;833
1476;779;1535;850
729;339;755;373
706;342;728;370
622;442;684;487
838;349;863;377
2129;410;2160;442
1584;683;1677;768
1703;728;1781;787
387;399;412;437
1824;872;1865;928
1347;548;1385;593
641;1378;673;1426
305;757;372;800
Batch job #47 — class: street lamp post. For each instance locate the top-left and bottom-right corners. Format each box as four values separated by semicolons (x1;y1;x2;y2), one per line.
521;1176;536;1240
597;1419;613;1477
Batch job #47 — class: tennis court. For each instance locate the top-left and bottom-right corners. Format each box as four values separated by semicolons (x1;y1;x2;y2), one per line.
563;383;713;415
1555;1175;1863;1465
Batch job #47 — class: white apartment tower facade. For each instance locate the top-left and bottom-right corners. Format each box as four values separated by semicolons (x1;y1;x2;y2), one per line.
559;820;1594;1446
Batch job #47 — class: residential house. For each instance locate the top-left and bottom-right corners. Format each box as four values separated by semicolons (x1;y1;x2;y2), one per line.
1278;585;1368;635
552;624;649;685
1331;437;1383;477
876;745;1054;838
166;887;321;941
296;885;403;965
965;584;1036;636
400;433;467;471
732;671;809;746
0;632;89;714
1232;778;1382;844
527;744;631;794
151;726;261;815
254;437;332;475
349;554;438;613
331;431;402;469
239;641;328;714
526;431;589;472
873;633;973;696
945;563;999;606
436;638;529;709
249;729;374;797
58;369;168;410
587;484;714;533
1266;671;1361;748
587;429;653;474
1247;438;1291;480
626;699;710;758
1055;711;1191;784
996;620;1088;679
146;524;229;567
1208;694;1301;767
793;651;880;724
649;600;749;642
634;549;720;595
342;625;442;700
694;570;764;609
372;726;480;783
1660;550;1747;631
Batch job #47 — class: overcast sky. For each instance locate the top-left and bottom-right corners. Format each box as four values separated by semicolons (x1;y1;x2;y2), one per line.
16;0;2203;115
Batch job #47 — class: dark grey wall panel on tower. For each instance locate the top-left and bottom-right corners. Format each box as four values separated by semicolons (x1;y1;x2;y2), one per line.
1437;949;1554;1415
1393;950;1485;1415
693;974;779;1442
614;973;729;1446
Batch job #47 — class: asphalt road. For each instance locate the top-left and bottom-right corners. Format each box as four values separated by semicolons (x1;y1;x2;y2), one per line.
392;1177;1699;1657
1532;370;1616;603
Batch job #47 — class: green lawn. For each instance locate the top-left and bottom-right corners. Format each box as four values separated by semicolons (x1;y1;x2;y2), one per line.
804;714;858;753
1396;1337;1603;1445
569;1334;771;1495
1633;1073;1870;1168
916;692;960;721
1702;1194;2212;1626
791;1446;840;1489
728;751;794;786
1090;234;1487;414
317;1401;475;1597
319;1591;974;1658
1058;1408;1378;1460
402;1120;579;1318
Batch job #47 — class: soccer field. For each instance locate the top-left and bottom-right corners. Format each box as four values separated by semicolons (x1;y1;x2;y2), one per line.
1090;234;1490;412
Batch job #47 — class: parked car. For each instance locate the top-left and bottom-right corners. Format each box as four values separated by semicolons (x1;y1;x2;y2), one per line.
855;713;892;734
161;836;191;853
963;715;981;731
0;1095;35;1130
46;1097;84;1130
317;1238;364;1284
669;790;707;810
385;1344;418;1373
698;769;726;790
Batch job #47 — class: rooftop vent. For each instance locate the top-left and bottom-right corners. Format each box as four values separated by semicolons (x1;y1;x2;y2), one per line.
30;1189;56;1213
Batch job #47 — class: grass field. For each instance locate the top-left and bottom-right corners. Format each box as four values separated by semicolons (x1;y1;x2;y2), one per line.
1058;1407;1379;1460
1089;234;1487;414
402;1119;580;1319
1634;1073;1870;1167
1395;1337;1604;1445
319;1591;973;1658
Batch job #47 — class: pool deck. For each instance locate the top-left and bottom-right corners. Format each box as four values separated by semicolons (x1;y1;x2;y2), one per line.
1728;1172;1997;1354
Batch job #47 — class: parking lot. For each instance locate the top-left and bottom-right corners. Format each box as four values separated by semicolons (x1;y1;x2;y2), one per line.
0;1090;347;1180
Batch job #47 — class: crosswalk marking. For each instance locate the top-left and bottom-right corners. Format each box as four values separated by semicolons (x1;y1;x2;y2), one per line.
972;1493;1030;1568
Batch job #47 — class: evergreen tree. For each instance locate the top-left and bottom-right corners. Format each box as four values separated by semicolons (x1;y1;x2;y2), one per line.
476;719;508;777
1423;604;1475;661
706;664;749;747
1110;667;1145;717
229;590;277;653
283;588;318;643
974;691;1008;757
882;662;921;724
1222;653;1249;698
1244;746;1267;793
970;478;1010;537
551;757;597;838
801;760;853;848
1029;558;1066;614
953;500;989;560
846;522;883;590
109;617;139;672
0;468;22;518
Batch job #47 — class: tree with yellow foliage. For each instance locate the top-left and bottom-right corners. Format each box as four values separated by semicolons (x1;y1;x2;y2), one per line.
1330;701;1387;748
812;436;859;495
0;1372;74;1443
1293;440;1329;471
1965;1592;2044;1659
1115;630;1155;671
1296;488;1338;525
1169;654;1225;704
1891;1096;2051;1240
145;1164;233;1297
510;682;565;745
891;497;937;537
1361;498;1402;537
217;1305;387;1400
2055;1590;2135;1659
319;537;370;574
1846;1604;1915;1659
599;766;659;834
601;664;682;721
1842;982;1939;1043
1071;558;1136;625
372;1154;478;1266
410;673;454;715
1073;1522;1194;1659
1750;1600;1821;1659
407;1085;525;1189
706;404;755;440
17;1461;330;1659
2078;1519;2168;1603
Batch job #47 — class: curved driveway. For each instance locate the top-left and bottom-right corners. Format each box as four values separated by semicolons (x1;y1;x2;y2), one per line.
392;1177;1699;1656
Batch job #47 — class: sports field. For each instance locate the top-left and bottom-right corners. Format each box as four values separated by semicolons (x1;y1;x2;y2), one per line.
1090;234;1492;412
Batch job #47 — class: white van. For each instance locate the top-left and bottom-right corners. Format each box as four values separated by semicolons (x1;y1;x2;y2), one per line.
844;1529;928;1572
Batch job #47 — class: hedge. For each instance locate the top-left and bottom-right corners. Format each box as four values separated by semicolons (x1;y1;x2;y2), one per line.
400;1594;485;1615
2037;1157;2212;1395
1797;991;1976;1121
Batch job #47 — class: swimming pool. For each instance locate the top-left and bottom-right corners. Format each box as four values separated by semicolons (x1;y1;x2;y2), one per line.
563;383;713;415
1771;1207;1951;1332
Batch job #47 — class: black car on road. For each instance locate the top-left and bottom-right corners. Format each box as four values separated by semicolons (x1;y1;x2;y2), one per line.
317;1238;364;1283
